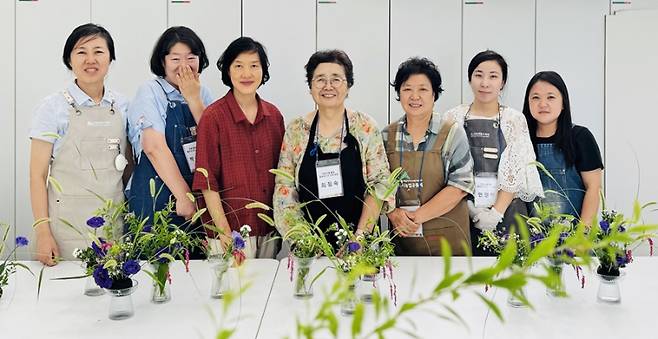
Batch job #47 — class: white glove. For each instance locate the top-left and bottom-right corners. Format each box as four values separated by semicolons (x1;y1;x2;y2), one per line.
467;200;487;222
474;207;503;231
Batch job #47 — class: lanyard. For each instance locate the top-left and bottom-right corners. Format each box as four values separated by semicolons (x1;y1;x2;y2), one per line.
311;109;346;164
397;116;431;204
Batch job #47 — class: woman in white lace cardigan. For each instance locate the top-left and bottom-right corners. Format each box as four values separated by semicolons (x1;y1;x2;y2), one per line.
442;50;543;256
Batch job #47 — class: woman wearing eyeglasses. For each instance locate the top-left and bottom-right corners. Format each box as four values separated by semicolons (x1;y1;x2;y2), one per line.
273;50;393;248
127;27;214;241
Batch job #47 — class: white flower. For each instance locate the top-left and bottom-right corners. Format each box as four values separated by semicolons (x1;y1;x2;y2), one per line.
72;248;82;258
240;224;252;234
170;237;177;245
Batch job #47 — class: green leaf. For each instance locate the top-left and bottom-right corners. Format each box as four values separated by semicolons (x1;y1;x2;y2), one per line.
190;208;207;224
257;213;275;227
441;238;452;279
476;292;503;321
31;217;50;229
351;302;364;336
149;178;156;198
525;231;559;267
216;329;235;339
47;176;63;193
494;234;517;272
158;253;176;263
434;272;464;294
374;318;397;333
58;218;83;237
440;303;468;329
269;168;295;182
37;265;45;301
462;267;497;285
491;274;526;290
103;259;118;269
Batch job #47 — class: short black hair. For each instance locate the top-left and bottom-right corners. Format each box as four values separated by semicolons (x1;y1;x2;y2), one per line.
522;71;576;166
149;26;209;77
392;57;443;102
63;23;115;70
216;36;270;88
304;50;354;89
467;50;508;87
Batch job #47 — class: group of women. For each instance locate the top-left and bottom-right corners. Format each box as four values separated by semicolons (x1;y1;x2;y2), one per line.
29;23;603;265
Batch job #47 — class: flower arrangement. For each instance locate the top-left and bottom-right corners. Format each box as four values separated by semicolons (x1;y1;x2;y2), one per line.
591;208;654;277
203;224;251;266
0;223;32;298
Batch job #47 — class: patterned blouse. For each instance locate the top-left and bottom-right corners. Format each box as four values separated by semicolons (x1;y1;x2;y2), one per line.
273;110;394;235
442;104;544;202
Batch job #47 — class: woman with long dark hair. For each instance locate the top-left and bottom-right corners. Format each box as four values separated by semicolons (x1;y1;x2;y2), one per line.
522;71;603;223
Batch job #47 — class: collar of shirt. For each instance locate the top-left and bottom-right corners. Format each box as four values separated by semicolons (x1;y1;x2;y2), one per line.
67;81;113;107
226;90;270;125
399;112;440;150
155;77;187;102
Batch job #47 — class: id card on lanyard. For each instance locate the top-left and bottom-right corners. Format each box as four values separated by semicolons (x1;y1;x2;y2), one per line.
181;126;197;172
474;174;497;207
316;158;344;199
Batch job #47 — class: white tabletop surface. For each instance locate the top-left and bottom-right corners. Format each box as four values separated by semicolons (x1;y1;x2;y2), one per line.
2;257;656;339
0;259;279;339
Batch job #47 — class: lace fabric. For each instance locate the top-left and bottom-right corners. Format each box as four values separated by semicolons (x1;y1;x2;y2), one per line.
442;104;544;202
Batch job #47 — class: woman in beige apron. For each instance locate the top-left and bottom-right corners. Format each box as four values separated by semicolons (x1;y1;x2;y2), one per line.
29;24;130;265
384;58;475;256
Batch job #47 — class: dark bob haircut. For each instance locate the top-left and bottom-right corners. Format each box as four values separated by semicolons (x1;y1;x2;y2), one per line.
216;36;270;88
63;23;115;70
467;50;508;87
522;71;576;166
304;50;354;89
150;26;209;77
392;57;444;102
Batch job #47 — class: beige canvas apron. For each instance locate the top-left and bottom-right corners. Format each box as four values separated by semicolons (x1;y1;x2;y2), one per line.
386;121;470;256
47;90;126;260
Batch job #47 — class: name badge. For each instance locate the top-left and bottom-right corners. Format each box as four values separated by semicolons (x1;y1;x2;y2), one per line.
400;204;423;237
316;158;343;199
474;174;498;208
181;136;197;172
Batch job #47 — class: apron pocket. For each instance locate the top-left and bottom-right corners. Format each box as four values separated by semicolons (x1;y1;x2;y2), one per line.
79;137;115;171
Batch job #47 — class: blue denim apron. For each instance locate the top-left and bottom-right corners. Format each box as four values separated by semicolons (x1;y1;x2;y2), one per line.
128;82;196;230
534;143;584;218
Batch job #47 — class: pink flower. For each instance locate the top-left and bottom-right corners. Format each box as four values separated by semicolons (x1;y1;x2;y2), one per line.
233;249;246;266
649;238;654;256
184;249;190;273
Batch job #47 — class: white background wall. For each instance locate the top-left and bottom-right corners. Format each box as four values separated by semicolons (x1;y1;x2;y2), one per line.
3;0;658;258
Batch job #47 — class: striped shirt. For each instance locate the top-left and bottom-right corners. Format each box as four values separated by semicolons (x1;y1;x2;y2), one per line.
382;113;474;194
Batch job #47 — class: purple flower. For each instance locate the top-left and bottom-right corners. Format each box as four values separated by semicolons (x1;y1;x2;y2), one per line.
86;216;105;229
142;224;152;233
15;236;29;247
232;231;245;250
91;239;107;257
347;241;361;253
122;260;141;276
618;225;626;233
599;220;610;233
93;267;112;289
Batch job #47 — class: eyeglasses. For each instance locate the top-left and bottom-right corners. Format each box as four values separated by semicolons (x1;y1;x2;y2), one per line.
312;77;346;88
165;55;199;65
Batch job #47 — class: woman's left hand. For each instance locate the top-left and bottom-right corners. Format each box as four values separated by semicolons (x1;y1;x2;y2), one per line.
177;65;201;104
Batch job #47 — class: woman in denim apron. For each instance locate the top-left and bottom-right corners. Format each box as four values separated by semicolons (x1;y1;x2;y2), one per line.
127;27;214;255
443;50;544;256
29;24;131;265
522;71;603;223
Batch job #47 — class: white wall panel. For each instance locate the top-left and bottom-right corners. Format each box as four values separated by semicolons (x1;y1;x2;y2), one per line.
605;11;658;254
16;0;91;259
169;0;241;100
536;0;607;155
1;0;15;254
390;0;461;121
243;0;316;123
462;0;535;110
92;0;167;99
317;0;389;128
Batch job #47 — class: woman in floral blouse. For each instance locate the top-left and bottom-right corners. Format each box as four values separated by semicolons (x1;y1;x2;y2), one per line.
273;50;393;248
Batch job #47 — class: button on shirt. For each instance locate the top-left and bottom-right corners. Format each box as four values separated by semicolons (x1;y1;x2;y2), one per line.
192;91;285;236
127;77;214;161
381;113;475;195
29;81;129;158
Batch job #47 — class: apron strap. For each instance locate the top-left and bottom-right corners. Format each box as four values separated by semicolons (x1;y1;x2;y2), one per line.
433;119;454;152
386;121;399;151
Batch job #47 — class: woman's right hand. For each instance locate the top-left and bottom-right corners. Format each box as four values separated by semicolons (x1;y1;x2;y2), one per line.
36;228;59;266
175;195;196;220
387;208;420;237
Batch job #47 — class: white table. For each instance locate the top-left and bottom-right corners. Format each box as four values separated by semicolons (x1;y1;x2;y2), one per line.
258;257;498;339
483;256;658;339
0;259;279;339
